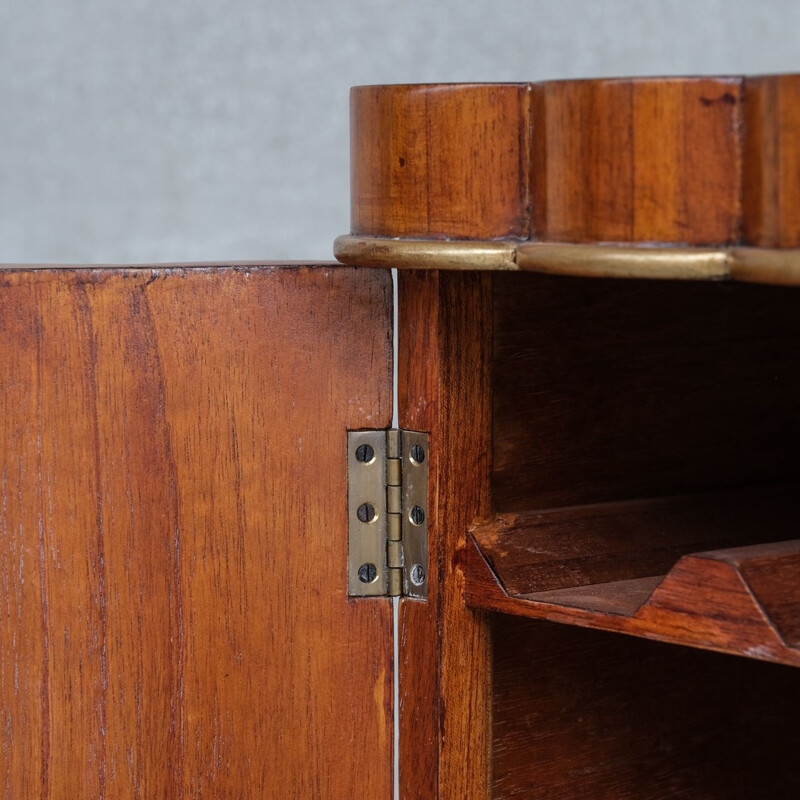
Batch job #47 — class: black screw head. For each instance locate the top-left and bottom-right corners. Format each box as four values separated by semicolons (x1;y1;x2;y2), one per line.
355;444;375;463
409;505;425;526
410;564;426;586
357;502;376;523
410;444;425;464
358;563;378;583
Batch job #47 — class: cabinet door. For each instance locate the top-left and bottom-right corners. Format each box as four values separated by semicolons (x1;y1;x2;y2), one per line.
0;265;394;799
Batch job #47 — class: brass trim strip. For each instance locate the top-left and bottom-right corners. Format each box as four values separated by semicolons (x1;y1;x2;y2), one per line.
730;248;800;286
334;235;800;287
333;235;517;271
517;243;731;281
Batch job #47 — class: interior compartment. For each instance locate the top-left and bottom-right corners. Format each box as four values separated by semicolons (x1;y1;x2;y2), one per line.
466;273;800;664
491;616;800;799
466;273;800;795
492;273;800;512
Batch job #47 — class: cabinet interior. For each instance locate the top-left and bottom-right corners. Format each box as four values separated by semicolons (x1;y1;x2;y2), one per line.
466;272;800;798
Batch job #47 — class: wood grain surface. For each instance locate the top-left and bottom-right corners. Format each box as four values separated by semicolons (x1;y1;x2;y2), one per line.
491;616;800;799
0;265;394;799
397;271;494;800
348;75;800;254
471;483;800;595
466;531;800;667
531;77;742;244
743;74;800;246
350;84;530;240
345;77;800;799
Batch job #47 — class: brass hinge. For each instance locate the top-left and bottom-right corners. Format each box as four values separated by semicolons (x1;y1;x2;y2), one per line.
348;429;429;599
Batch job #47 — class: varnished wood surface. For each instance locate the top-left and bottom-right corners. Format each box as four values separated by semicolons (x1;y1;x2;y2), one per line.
530;77;742;245
343;75;800;284
342;77;800;799
737;544;800;647
351;84;530;240
348;76;798;248
743;75;800;247
492;273;800;511
0;265;394;798
467;531;800;667
492;616;800;799
398;272;493;800
468;481;800;666
471;483;800;595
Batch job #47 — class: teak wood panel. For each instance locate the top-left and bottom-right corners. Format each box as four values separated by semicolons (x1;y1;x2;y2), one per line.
531;78;742;244
471;483;800;596
743;74;800;246
398;271;493;800
348;75;800;250
350;84;530;240
0;265;394;799
467;527;800;667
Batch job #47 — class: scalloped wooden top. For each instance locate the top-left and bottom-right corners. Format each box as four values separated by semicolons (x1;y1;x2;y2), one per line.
340;77;800;283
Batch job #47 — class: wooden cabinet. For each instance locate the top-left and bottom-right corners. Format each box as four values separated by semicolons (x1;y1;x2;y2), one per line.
2;76;799;798
344;78;800;799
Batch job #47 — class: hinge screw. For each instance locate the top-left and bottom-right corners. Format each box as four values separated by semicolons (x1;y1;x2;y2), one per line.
355;444;375;463
410;505;425;525
357;503;376;523
410;564;426;586
410;444;425;464
358;563;378;583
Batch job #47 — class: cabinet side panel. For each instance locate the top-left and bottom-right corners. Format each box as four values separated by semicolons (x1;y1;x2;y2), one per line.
0;266;394;799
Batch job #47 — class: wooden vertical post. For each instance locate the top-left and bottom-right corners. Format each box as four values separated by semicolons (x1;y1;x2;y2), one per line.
397;270;494;800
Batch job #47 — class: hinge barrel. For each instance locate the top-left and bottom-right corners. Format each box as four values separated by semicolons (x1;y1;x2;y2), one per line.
348;428;429;599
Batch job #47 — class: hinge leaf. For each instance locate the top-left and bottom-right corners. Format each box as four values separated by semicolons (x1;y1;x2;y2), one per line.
348;428;429;599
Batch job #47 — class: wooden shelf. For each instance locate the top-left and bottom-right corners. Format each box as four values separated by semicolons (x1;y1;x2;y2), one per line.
466;483;800;666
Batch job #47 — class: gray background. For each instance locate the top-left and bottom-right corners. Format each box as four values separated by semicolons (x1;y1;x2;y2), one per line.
0;0;797;264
